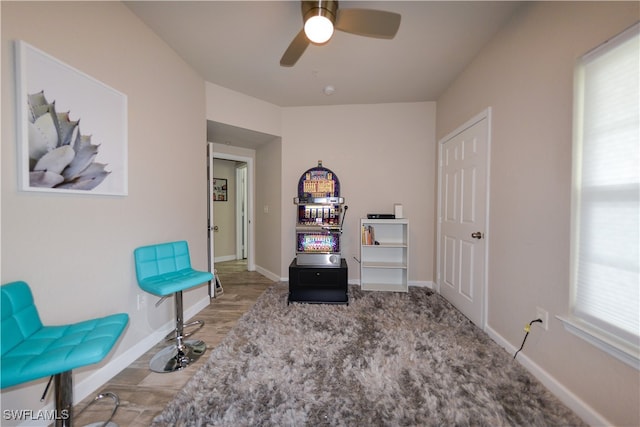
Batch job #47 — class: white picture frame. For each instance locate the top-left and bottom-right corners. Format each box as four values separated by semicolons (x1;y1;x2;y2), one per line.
15;40;128;196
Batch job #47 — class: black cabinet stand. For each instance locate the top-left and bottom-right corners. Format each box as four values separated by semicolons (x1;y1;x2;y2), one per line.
288;258;348;304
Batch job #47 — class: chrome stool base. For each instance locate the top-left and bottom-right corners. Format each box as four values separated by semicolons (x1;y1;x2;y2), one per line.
149;339;206;373
76;391;121;427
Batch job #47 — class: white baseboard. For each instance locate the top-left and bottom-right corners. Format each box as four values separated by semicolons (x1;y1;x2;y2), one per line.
254;264;281;282
485;325;610;427
20;326;178;427
74;294;210;403
214;254;237;263
74;328;169;404
347;280;434;288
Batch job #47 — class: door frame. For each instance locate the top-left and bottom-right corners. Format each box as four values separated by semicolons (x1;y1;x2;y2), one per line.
235;163;248;260
436;108;492;330
209;145;255;272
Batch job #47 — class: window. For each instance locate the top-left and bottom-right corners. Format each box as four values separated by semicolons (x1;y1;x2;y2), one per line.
562;22;639;369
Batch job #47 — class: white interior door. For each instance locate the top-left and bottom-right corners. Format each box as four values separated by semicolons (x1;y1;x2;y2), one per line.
236;164;248;259
437;110;490;328
211;150;255;272
207;142;216;296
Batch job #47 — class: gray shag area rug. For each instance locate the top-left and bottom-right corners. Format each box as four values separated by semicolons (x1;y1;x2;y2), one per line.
152;284;586;426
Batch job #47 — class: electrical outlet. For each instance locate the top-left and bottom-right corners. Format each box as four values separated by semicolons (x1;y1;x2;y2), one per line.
137;294;146;311
535;306;549;330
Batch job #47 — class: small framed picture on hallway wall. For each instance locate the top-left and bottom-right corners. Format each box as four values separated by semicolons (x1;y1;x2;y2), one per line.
212;178;227;201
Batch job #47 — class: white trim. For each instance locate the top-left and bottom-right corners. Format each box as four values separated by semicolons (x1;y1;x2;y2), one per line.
486;325;611;427
207;143;216;284
436;108;492;331
581;21;639;63
438;109;489;143
254;264;280;282
235;164;248;260
73;328;170;402
23;295;211;426
73;295;210;403
214;254;237;263
22;325;171;426
568;22;640;368
349;280;435;288
557;315;640;370
212;151;255;272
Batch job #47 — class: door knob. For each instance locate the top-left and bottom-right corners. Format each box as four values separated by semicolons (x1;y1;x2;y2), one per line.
471;232;483;239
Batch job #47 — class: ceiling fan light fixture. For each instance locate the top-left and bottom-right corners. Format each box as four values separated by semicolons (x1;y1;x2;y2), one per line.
304;14;334;44
281;0;400;67
302;1;337;44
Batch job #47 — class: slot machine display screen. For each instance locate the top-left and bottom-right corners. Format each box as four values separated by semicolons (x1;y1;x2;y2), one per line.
297;232;340;253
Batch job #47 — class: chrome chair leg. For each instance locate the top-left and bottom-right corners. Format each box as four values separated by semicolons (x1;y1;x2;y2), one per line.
163;319;204;341
149;290;206;373
54;372;72;427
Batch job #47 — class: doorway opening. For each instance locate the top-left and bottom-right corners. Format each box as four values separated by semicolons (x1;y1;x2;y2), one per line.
207;145;255;288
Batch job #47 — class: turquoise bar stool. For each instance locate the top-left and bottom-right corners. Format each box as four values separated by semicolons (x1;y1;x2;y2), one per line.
1;280;128;427
133;240;213;373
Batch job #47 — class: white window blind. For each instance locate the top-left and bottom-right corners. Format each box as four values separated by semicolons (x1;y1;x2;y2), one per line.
570;22;639;363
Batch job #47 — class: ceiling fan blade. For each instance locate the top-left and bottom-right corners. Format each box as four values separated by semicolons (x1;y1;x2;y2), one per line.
335;8;401;39
280;29;310;67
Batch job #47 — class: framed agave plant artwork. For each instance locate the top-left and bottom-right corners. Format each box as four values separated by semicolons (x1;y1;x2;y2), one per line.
15;40;127;196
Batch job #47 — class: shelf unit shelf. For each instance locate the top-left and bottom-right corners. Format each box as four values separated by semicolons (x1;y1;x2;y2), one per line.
361;261;407;269
360;218;408;292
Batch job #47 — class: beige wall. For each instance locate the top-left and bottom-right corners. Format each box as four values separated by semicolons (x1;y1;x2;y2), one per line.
206;82;281;137
436;2;639;425
1;1;209;416
206;84;283;279
206;91;437;286
281;103;437;283
255;139;283;279
3;1;637;425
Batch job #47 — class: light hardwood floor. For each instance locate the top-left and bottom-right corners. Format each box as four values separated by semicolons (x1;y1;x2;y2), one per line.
74;260;274;426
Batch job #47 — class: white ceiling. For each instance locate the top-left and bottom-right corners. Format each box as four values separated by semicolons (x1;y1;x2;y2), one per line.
125;1;522;147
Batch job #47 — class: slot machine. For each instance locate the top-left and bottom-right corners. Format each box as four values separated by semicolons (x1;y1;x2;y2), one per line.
289;161;348;304
293;161;345;266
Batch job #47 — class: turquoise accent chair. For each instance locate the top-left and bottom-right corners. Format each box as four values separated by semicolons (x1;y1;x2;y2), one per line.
1;280;128;426
134;240;213;373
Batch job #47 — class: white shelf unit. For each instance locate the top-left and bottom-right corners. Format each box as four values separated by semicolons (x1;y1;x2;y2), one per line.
360;218;408;292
